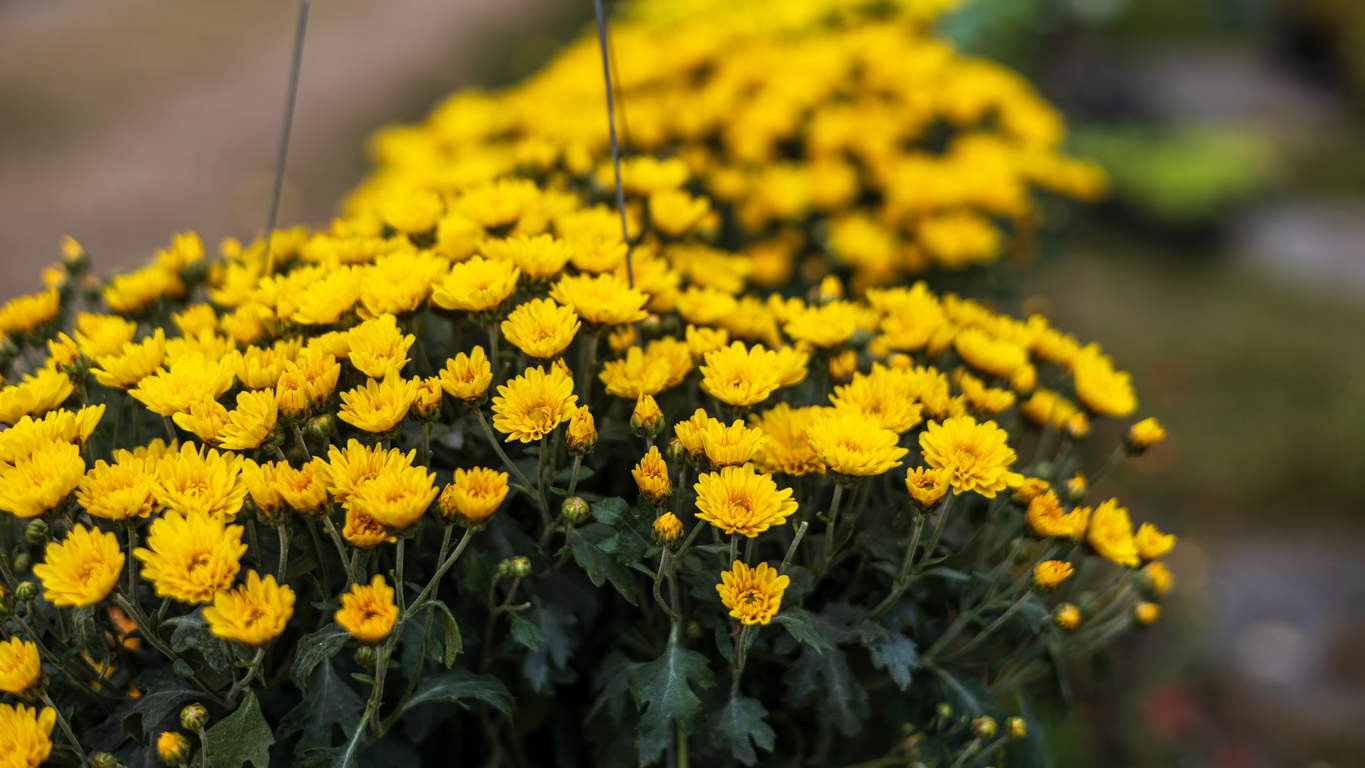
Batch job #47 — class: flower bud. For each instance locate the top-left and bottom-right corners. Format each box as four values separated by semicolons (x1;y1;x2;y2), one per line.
653;512;683;548
1031;560;1074;592
935;702;953;721
156;732;192;767
1124;417;1166;455
829;349;857;385
354;645;377;669
905;467;950;512
971;716;996;739
0;584;14;617
60;236;90;274
90;752;125;768
412;377;443;422
1133;602;1161;626
497;557;531;579
11;553;30;574
1063;472;1087;504
1053;603;1081;631
15;581;39;602
632;446;672;509
304;414;337;443
1063;412;1089;440
1011;478;1049;505
665;438;687;465
565;407;597;456
630;394;665;440
1006;716;1027;740
685;620;703;640
1138;562;1173;601
1010;364;1037;395
180;704;209;732
561;497;591;525
817;274;844;304
24;519;49;546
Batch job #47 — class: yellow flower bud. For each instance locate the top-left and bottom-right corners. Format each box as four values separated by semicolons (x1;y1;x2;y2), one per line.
631;394;665;440
1125;417;1166;454
653;512;683;548
157;732;192;766
1053;603;1081;631
1133;601;1161;626
565;406;597;456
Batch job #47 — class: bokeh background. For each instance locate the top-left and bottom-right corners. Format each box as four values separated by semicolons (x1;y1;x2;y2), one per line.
2;0;1362;765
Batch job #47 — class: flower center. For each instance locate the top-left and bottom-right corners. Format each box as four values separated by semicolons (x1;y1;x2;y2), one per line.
528;405;556;431
737;589;764;609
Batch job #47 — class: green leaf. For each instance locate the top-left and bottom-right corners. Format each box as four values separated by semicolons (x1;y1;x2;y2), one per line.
932;665;988;717
592;498;653;565
400;667;514;718
460;548;493;603
522;599;576;694
588;650;640;723
706;693;775;766
509;611;545;652
119;667;201;744
165;611;230;673
441;609;463;667
783;645;870;737
290;624;351;695
571;527;639;605
772;608;831;654
278;659;364;757
204;691;274;768
627;624;717;766
553;464;595;484
859;622;919;691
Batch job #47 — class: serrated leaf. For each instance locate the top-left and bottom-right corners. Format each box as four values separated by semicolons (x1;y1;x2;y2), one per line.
522;599;576;694
294;746;353;768
858;622;918;690
278;659;364;757
400;667;513;718
783;645;870;737
509;611;545;652
571;528;639;605
118;667;201;744
204;691;274;768
291;624;350;695
460;548;493;603
592;498;653;565
627;624;717;766
707;693;775;766
931;665;988;717
588;649;640;723
772;608;831;654
165;611;229;674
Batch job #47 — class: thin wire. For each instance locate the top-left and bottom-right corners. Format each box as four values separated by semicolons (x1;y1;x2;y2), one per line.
592;0;634;290
264;0;312;276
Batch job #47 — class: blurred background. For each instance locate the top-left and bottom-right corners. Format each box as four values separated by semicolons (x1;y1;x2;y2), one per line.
2;0;1362;765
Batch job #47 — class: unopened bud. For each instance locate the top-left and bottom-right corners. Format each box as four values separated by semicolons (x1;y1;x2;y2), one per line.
0;584;13;616
24;520;49;546
971;716;996;740
304;414;337;442
354;645;377;669
630;394;665;440
1063;412;1089;440
653;512;683;548
1124;417;1166;455
60;236;90;274
508;556;532;579
1064;473;1087;504
11;553;30;574
561;497;590;525
1053;603;1081;631
665;438;687;465
935;703;953;721
180;703;209;732
686;620;703;640
565;407;597;456
15;581;38;602
90;752;124;768
156;732;192;766
412;378;443;422
1006;716;1027;740
1133;602;1161;626
829;348;857;385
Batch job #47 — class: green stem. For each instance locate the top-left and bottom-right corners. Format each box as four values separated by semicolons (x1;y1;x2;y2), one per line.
277;524;290;582
394;538;406;616
566;454;583;497
419;422;431;468
292;424;311;461
867;511;926;621
576;331;599;402
162;415;177;442
41;691;89;766
729;534;738;566
405;528;475;620
819;483;846;573
304;519;333;598
1089;444;1126;486
939;590;1035;661
323;516;358;585
113;593;225;705
226;647;267;704
535;436;553;533
124;520;139;597
472;409;541;506
652;548;681;623
779;522;809;576
920;491;957;565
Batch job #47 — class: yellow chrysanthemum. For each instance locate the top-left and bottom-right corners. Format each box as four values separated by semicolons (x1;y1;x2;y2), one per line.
0;639;42;699
152;442;247;519
172;399;230;446
0;405;103;464
74;312;137;360
675;285;738;327
326;439;415;503
343;506;395;550
954;328;1028;378
958;372;1017;415
565;405;597;455
0;702;55;768
76;456;155;522
599;346;671;399
289;346;341;409
216;389;279;451
829;367;924;434
1032;560;1074;592
1125;417;1166;453
173;304;219;337
645;336;693;388
438;346;493;401
157;732;192;766
134;510;247;604
1134;522;1176;562
33;525;124;608
338;370;418;434
335;575;399;644
0;370;73;425
45;333;79;371
805;411;908;478
276;370;310;420
905;466;952;511
1143;562;1173;599
348;314;416;379
1073;348;1137;418
549;273;649;327
653;512;683;547
0;290;60;337
694;464;797;538
784;301;861;349
749;403;825;476
502;298;580;359
290;265;361;326
346;463;438;533
1085;499;1140;567
0;440;84;519
481;234;573;283
437;467;509;529
164;328;236;365
240;459;285;516
431;256;520;314
275;457;331;516
491;365;578;443
700;418;765;468
357;248;447;318
685;324;729;361
632;446;672;506
203;571;296;647
700;341;785;409
1025;491;1088;540
1018;388;1077;429
649;188;711;237
919;416;1023;497
129;353;235;417
91;329;168;390
717;560;790;626
230;343;293;390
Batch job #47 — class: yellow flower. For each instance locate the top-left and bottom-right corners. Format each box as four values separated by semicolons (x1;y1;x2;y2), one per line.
130;353;235;417
32;525;124;607
164;328;236;365
343;507;395;549
358;249;448;319
347;463;438;533
91;329;168;389
134;510;247;604
431;256;520;314
806;411;908;478
1085;499;1140;567
1018;388;1077;429
645;336;693;388
216;389;279;451
700;341;784;409
275;457;331;516
1025;491;1088;540
276;370;310;421
153;442;247;519
437;467;509;529
481;234;573;283
694;464;797;537
289;347;341;409
240;458;285;517
0;702;55;767
335;575;398;644
783;301;860;349
0;639;42;699
1125;417;1166;454
905;466;951;511
958;372;1016;415
1134;522;1176;562
653;512;683;548
599;346;671;399
649;189;710;237
607;323;638;355
379;188;444;235
772;346;810;388
919;416;1023;497
829;367;923;434
829;349;857;385
203;570;296;647
1072;347;1137;418
45;333;79;372
1032;560;1074;592
685;325;729;361
1053;603;1081;630
1064;471;1087;502
74;313;137;360
172;399;230;446
749;403;825;476
0;370;73;425
1142;562;1173;599
308;331;351;360
326;439;415;503
438;346;493;401
348;314;415;379
339;370;418;434
0;405;103;464
230;344;290;390
1010;364;1037;394
173;304;219;337
954;328;1028;378
157;731;192;766
674;408;711;463
549;273;649;327
78;454;157;521
1012;477;1051;505
633;446;673;506
491;365;578;443
0;290;60;337
0;440;84;518
565;406;597;455
675;286;738;327
221;302;275;347
1133;602;1161;626
717;560;790;626
502;298;579;359
701;418;765;468
290;265;361;326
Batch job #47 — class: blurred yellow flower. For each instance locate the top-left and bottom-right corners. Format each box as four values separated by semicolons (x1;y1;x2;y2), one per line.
1085;499;1139;568
783;301;859;349
550;273;649;327
749;403;825;476
599;346;671;399
954;328;1028;379
1072;347;1137;418
91;329;168;390
0;702;54;767
129;353;235;417
0;370;73;425
1134;522;1176;562
0;638;42;699
1032;560;1074;592
806;411;908;478
0;440;85;518
481;234;573;283
649;188;710;237
75;312;138;360
1125;417;1166;454
0;290;60;337
684;324;729;361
